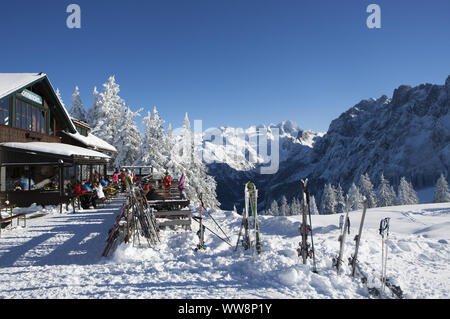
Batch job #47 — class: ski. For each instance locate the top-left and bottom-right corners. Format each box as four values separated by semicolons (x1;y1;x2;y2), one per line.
195;194;206;251
297;179;317;271
332;195;350;274
246;182;262;255
379;217;390;296
349;197;368;277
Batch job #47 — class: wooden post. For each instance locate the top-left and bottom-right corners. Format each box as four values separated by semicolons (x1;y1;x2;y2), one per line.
59;160;64;214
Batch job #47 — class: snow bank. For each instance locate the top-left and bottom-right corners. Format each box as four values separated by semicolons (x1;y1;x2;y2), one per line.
0;200;449;299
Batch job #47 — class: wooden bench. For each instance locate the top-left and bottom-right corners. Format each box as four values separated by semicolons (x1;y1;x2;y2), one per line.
154;210;192;230
0;204;27;236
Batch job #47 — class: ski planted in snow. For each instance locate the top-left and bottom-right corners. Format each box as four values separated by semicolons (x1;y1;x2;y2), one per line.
349;197;368;277
195;194;206;251
246;182;262;255
332;195;350;274
297;179;317;272
379;217;390;296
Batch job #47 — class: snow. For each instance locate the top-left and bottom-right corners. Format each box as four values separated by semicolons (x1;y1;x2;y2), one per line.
0;197;448;299
64;131;118;154
0;142;110;159
0;73;46;100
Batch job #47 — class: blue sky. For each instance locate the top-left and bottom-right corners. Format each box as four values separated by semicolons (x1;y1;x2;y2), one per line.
1;0;449;133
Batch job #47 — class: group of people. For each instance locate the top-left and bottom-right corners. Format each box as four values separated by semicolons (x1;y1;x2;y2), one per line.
72;168;187;209
73;177;108;209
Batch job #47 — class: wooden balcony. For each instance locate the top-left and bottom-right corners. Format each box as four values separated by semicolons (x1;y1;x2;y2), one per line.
0;125;61;144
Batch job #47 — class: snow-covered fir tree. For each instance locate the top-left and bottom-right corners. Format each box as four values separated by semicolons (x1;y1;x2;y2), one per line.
174;113;219;209
335;184;346;214
280;195;290;216
56;88;65;107
320;183;337;214
86;86;101;128
290;197;301;215
90;76;126;146
269;200;279;216
113;107;142;168
348;183;363;211
434;173;450;203
135;107;168;173
358;173;377;208
310;195;319;215
69;86;87;122
377;174;397;207
397;177;419;205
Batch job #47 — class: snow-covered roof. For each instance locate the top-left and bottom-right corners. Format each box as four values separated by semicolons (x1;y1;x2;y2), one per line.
63;131;118;154
0;73;77;133
0;142;110;159
0;73;46;100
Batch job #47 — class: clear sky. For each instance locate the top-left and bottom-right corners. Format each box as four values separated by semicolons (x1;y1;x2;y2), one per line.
1;0;449;133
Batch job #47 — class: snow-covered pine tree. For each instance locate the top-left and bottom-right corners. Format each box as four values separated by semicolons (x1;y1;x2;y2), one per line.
348;183;363;211
310;195;319;215
135;107;168;173
86;86;101;128
69;86;87;123
176;113;219;209
358;173;377;208
377;174;397;207
335;184;346;214
280;195;290;216
397;176;419;205
90;76;126;146
290;197;301;215
56;88;65;107
269;200;279;216
434;173;450;203
320;183;337;214
113;106;143;168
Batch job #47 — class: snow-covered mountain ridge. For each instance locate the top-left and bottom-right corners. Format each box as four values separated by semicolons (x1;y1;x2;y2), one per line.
207;75;450;210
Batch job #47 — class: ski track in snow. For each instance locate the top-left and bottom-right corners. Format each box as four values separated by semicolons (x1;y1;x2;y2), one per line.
0;198;449;299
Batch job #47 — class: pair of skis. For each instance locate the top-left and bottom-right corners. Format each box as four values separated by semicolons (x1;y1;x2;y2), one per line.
334;198;403;299
297;179;317;273
235;182;262;255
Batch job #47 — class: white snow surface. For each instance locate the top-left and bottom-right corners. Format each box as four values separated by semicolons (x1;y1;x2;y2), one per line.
0;142;110;159
0;73;46;99
0;198;449;299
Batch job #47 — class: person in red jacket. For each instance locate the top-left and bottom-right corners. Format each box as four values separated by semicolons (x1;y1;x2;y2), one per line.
163;172;172;190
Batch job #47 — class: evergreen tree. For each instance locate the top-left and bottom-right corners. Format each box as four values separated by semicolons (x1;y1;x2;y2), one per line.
69;86;87;123
358;173;377;208
434;174;450;203
280;195;290;216
310;195;319;215
90;76;126;146
397;177;419;205
290;197;301;215
136;107;168;173
348;183;363;211
113;106;142;168
335;184;346;214
269;200;279;216
86;86;101;128
377;174;397;207
320;183;337;214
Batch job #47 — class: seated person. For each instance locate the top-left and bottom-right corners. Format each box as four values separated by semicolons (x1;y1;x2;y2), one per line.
93;182;106;201
19;176;35;191
100;176;109;187
80;181;98;209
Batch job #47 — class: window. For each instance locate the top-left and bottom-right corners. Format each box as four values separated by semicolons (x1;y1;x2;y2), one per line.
0;97;10;125
76;126;88;136
14;99;47;134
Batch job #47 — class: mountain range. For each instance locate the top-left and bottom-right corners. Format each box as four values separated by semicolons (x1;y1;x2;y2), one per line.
205;75;450;211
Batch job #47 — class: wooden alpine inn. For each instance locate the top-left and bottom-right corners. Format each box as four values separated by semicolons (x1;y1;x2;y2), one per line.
0;73;117;208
